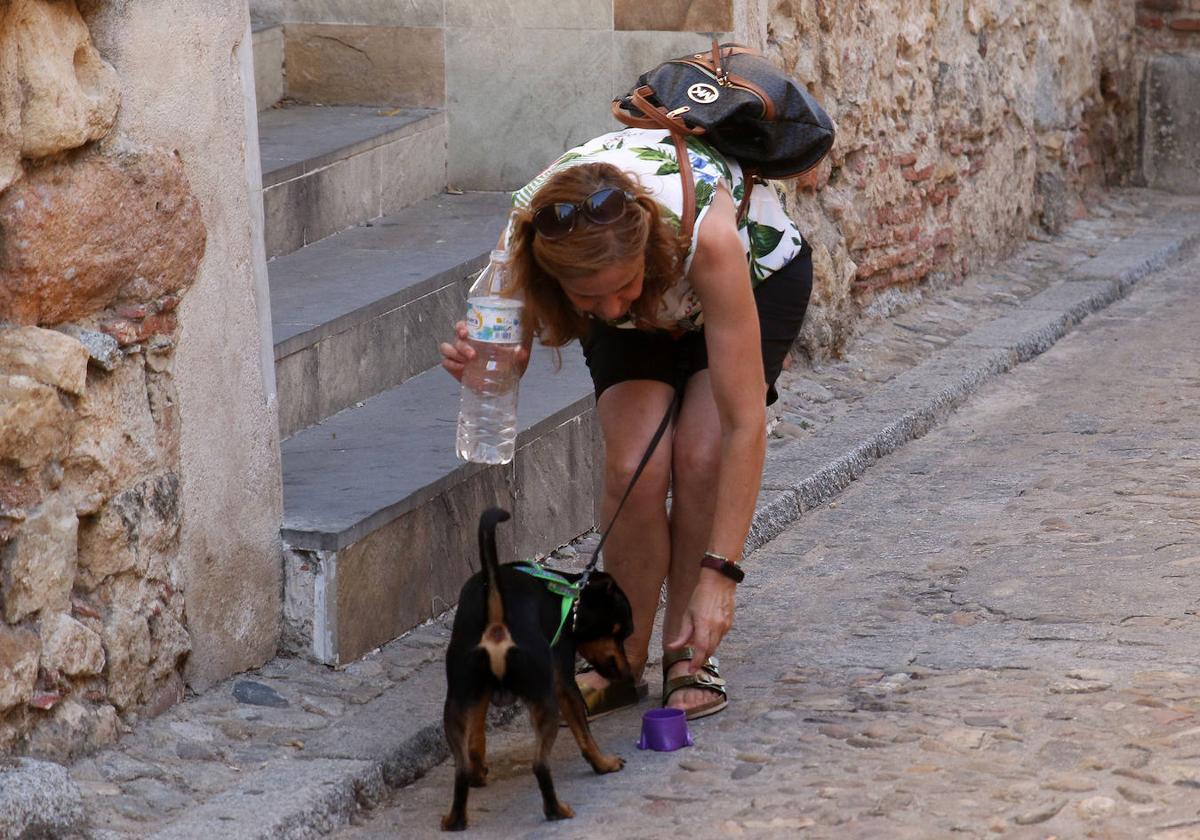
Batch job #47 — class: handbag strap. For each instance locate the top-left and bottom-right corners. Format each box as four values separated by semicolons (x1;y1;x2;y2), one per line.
624;86;697;247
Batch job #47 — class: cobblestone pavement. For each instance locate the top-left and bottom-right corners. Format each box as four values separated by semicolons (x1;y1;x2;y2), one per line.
50;190;1200;840
328;231;1200;837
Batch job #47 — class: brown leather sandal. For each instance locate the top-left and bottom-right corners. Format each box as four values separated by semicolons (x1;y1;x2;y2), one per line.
661;646;728;720
576;675;649;722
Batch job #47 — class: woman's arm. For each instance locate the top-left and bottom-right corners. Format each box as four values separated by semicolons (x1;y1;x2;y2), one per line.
668;185;766;669
690;185;767;560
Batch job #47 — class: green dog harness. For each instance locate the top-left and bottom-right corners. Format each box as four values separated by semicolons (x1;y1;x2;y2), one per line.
513;562;580;646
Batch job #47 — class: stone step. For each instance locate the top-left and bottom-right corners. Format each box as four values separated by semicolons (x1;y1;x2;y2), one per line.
270;191;512;438
279;345;598;665
259;104;447;258
251;22;283;112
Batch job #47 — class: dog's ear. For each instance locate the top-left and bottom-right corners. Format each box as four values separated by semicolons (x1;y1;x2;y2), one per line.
586;575;617;596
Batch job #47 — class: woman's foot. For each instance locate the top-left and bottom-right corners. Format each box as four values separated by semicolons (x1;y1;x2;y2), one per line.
573;667;648;721
661;648;728;720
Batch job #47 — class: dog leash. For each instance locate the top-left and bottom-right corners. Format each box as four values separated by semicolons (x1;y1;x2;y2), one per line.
570;381;685;627
512;382;683;643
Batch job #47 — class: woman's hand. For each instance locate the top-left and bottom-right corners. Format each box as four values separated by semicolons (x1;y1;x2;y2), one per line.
439;321;532;381
667;569;737;672
438;321;475;382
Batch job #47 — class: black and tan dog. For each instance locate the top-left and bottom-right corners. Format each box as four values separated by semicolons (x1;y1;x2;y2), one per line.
441;507;634;831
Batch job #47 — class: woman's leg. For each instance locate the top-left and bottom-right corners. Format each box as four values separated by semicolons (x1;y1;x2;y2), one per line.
663;369;737;714
577;379;677;692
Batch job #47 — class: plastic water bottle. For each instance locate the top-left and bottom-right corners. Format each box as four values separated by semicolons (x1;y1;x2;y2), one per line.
455;250;523;464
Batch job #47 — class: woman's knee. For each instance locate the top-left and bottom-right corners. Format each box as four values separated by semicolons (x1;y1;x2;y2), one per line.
602;449;670;505
670;438;721;495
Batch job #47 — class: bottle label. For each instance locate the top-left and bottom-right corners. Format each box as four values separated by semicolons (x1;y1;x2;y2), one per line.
465;298;522;344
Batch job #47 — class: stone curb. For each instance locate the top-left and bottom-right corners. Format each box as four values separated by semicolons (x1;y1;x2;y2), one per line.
12;221;1195;840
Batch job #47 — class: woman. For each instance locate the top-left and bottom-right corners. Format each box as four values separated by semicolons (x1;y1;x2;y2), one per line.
440;127;814;720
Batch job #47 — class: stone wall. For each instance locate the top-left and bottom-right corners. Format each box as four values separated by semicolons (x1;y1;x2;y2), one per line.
0;0;281;758
764;0;1137;354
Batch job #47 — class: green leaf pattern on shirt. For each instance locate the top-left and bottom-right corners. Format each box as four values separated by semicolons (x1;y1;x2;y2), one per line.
510;128;802;331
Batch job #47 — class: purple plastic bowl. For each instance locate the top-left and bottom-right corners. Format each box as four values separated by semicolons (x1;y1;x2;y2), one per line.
637;707;694;751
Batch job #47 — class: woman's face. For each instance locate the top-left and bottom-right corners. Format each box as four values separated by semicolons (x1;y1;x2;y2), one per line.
558;257;645;322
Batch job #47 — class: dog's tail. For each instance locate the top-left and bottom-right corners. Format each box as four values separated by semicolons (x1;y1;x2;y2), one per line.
478;507;513;679
479;507;510;624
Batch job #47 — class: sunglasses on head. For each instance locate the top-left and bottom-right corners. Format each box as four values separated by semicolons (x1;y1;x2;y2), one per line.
531;187;637;240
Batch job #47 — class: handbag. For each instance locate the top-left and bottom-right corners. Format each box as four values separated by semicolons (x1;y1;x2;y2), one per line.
613;40;835;243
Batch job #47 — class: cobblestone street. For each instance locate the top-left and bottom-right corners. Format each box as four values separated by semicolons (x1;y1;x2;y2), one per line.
332;247;1200;838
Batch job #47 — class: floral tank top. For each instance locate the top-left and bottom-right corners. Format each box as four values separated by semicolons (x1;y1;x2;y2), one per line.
509;128;803;331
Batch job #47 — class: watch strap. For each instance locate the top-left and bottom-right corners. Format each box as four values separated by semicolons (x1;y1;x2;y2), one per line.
700;552;744;583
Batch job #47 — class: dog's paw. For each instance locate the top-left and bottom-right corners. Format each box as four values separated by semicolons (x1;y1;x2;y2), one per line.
441;812;467;832
592;754;625;774
545;801;575;821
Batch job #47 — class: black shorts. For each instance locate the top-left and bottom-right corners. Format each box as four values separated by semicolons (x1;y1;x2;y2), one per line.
580;243;813;406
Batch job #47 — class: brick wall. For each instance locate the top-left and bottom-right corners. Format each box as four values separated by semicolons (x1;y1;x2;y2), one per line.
1137;0;1200;49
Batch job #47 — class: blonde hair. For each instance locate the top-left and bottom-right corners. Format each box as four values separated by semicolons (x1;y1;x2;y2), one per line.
506;163;686;346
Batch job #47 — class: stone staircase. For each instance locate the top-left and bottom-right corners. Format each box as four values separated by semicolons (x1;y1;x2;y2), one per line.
248;22;600;665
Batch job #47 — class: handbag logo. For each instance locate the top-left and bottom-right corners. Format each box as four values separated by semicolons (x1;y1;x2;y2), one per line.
686;83;719;104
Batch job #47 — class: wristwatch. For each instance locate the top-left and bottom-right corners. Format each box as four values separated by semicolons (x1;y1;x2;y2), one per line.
700;552;745;584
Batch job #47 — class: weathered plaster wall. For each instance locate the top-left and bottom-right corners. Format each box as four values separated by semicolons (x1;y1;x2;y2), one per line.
82;0;282;694
0;0;280;758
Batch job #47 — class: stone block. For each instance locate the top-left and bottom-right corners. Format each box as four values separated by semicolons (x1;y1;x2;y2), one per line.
446;27;613;189
284;24;444;107
40;612;105;677
251;24;284;111
328;466;512;665
1;495;78;623
65;355;164;507
0;326;88;399
510;410;598;561
146;758;382;840
957;307;1071;362
1071;234;1188;292
264;143;376;257
253;0;444;26
0;626;39;712
0;0;119;191
1024;280;1121;326
0;153;206;327
1140;53;1200;194
615;0;734;32
378;117;448;215
0;375;72;469
25;698;121;760
0;758;85;839
279;277;461;437
446;0;612;29
102;607;153;711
